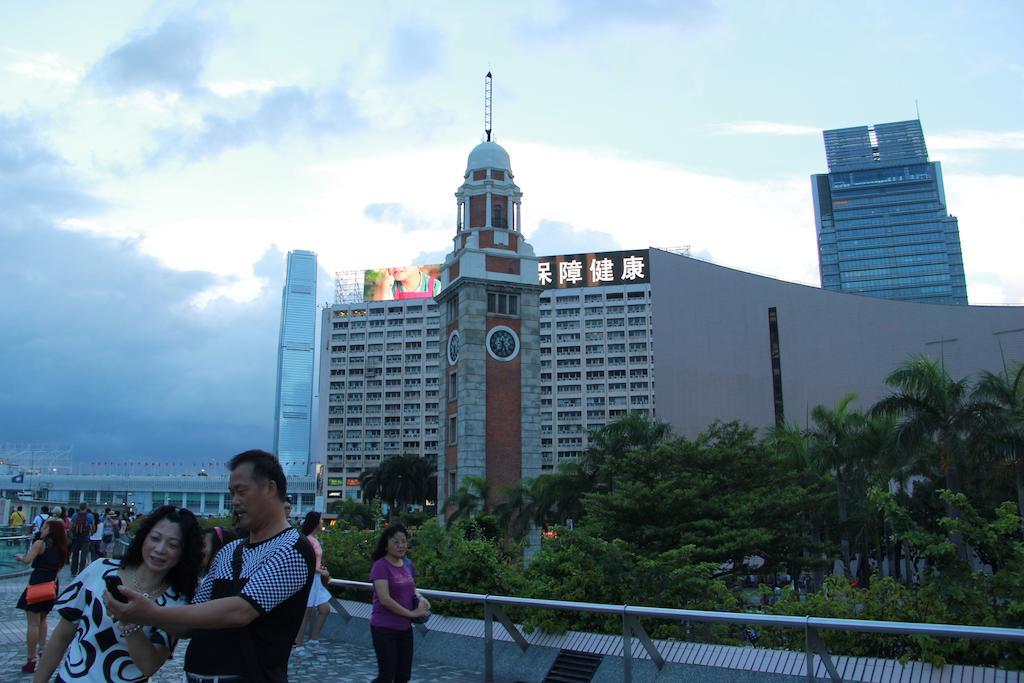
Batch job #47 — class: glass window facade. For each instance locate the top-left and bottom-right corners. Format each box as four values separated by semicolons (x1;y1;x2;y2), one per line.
274;250;318;476
811;120;968;305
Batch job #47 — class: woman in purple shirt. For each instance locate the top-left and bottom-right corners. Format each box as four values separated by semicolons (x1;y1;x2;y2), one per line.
369;524;430;683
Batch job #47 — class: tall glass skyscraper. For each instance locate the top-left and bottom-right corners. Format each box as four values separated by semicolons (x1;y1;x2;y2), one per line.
811;120;968;305
274;250;318;476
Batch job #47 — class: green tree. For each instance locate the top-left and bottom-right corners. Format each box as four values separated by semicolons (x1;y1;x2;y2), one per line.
359;454;436;519
582;421;818;578
446;475;491;522
973;361;1024;520
493;479;536;543
327;498;375;529
582;413;672;491
530;462;591;528
806;394;868;577
872;355;978;555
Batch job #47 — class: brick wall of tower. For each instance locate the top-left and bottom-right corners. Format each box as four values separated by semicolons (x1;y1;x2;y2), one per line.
485;317;522;502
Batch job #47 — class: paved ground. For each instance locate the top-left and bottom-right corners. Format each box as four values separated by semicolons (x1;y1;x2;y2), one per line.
0;570;486;682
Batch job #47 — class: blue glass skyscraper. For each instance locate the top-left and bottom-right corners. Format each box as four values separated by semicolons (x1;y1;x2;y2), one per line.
274;250;317;476
811;120;968;305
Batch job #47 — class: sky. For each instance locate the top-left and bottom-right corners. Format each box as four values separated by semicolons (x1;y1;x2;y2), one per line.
2;1;1022;471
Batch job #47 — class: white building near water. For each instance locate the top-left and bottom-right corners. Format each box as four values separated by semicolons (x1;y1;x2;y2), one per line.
0;473;318;521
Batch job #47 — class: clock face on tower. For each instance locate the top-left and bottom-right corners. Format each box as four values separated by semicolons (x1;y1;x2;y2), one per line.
447;330;463;365
486;326;520;361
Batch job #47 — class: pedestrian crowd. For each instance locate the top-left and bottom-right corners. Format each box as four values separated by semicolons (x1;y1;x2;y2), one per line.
8;449;424;682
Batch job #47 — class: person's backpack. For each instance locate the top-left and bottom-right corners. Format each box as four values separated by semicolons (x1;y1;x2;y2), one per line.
72;512;91;536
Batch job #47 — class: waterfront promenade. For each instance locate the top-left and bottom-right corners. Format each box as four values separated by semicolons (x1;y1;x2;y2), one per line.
0;570;484;682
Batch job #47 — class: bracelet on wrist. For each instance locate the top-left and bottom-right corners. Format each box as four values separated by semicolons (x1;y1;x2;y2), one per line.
119;623;143;637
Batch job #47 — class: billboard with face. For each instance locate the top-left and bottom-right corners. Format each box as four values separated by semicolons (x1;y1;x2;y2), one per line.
363;265;443;301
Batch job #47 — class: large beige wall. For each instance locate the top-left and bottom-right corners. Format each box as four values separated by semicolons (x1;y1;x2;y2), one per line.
650;249;1024;436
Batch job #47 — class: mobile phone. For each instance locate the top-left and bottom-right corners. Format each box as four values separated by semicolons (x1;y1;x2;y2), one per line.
105;575;129;603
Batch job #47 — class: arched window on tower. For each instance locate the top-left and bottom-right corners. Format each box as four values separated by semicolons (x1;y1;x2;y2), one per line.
491;194;508;229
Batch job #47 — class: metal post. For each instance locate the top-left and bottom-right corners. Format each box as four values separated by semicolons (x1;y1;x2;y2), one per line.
622;610;632;683
484;601;494;683
805;622;842;682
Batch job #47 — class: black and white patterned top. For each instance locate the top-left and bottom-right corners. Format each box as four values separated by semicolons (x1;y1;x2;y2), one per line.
193;530;310;613
55;558;186;682
185;528;314;681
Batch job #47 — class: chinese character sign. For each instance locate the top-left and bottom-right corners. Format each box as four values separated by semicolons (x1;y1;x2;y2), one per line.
537;250;651;289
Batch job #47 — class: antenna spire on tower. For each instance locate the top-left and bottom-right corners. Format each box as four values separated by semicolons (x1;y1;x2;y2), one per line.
484;71;492;142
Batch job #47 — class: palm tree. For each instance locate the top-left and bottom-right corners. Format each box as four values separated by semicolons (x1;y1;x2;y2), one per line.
806;394;868;577
763;420;835;590
493;479;536;542
359;466;382;503
383;454;437;513
530;462;591;528
359;454;436;519
872;356;976;497
872;355;978;556
446;475;490;522
582;413;672;490
973;361;1024;519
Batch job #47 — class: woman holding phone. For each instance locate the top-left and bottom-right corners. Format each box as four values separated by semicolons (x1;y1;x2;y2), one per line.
33;505;203;683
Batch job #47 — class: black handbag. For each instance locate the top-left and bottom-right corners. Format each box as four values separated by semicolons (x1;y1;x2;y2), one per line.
410;592;430;624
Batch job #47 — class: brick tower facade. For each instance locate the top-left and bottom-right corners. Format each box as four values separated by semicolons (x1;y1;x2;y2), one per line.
436;140;542;515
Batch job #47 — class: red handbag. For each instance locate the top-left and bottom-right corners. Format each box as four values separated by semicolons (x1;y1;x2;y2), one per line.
25;580;57;605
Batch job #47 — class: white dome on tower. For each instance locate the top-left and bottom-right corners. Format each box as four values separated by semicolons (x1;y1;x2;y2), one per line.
466;141;511;174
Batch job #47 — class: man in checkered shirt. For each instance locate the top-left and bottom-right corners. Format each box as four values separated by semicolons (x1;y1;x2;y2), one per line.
106;450;316;682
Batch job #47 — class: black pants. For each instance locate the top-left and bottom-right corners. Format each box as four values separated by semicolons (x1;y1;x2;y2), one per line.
69;536;91;574
371;626;413;683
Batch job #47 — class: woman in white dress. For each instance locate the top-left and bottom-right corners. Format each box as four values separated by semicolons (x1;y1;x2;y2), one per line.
293;512;331;654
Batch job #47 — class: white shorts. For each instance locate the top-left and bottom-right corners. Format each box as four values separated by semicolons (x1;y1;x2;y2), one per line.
306;578;331;607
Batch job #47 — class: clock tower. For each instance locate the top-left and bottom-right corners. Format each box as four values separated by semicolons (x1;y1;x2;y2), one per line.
436;78;541;516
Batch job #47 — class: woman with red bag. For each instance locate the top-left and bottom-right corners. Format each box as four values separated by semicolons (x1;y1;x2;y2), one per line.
15;518;69;673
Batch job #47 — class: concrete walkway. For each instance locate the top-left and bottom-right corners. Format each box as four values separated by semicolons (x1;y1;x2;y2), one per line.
0;570;484;682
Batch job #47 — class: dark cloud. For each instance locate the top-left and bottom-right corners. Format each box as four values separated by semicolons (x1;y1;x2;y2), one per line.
364;202;431;232
88;16;216;95
0;117;286;467
387;25;443;79
0;118;105;226
528;219;620;256
150;85;361;162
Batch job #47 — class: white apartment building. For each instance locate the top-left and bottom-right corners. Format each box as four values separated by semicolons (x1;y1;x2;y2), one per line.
318;301;444;501
539;283;654;467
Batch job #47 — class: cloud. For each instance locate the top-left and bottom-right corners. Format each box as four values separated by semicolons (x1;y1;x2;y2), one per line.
538;0;719;34
0;117;104;225
943;172;1024;305
929;131;1024;152
205;79;279;98
150;84;362;161
528;219;620;256
364;202;431;232
387;25;444;79
412;249;449;267
709;121;821;137
88;16;216;95
0;117;287;465
5;50;82;84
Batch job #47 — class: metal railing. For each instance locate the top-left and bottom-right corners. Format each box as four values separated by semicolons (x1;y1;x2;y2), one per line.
0;533;36;577
329;579;1024;683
